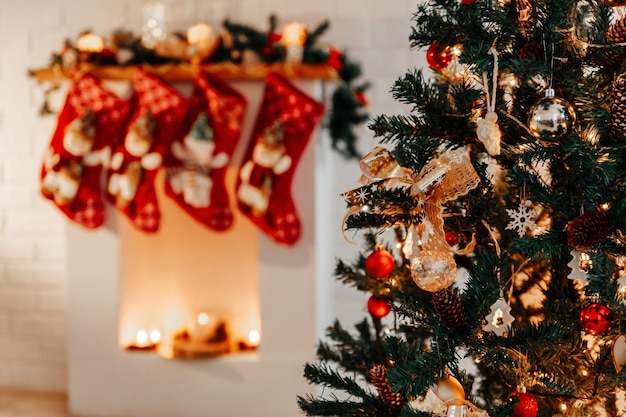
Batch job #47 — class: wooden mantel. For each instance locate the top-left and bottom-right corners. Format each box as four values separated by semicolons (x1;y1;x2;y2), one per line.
32;62;338;82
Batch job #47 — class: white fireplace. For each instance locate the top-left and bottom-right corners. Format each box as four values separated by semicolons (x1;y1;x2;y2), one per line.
66;80;334;417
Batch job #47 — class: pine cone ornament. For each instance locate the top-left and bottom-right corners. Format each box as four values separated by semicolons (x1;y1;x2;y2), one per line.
519;42;543;61
433;289;467;331
368;365;406;409
566;210;609;249
610;75;626;137
607;16;626;43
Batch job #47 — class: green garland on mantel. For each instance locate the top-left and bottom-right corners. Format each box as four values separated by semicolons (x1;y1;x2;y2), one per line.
32;15;369;160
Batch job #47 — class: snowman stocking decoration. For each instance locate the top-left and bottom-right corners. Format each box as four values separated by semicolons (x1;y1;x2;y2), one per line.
165;73;246;230
236;73;324;245
40;73;132;228
106;70;188;232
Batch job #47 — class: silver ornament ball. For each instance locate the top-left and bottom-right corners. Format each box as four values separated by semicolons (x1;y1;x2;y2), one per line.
527;89;576;141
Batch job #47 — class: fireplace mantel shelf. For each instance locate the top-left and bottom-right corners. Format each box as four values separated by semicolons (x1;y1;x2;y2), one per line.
32;63;338;82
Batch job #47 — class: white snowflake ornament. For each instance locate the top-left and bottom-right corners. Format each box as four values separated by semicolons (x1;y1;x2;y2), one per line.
483;297;514;336
506;201;537;237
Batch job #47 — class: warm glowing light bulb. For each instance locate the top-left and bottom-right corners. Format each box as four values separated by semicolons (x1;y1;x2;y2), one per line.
149;328;161;343
197;312;210;325
136;329;148;346
600;202;610;211
560;403;567;412
187;23;212;45
77;33;104;53
450;45;463;56
492;308;505;327
581;369;589;377
248;329;261;346
281;22;307;46
474;357;481;364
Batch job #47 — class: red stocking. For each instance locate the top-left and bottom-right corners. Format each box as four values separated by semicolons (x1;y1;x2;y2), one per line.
106;70;188;232
40;73;132;228
165;73;246;231
236;73;324;245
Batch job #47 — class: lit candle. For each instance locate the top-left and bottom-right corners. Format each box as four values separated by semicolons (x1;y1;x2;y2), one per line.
282;22;306;46
186;23;215;62
76;32;104;53
189;311;215;342
136;329;149;347
149;327;161;344
281;22;306;63
187;23;212;46
247;329;260;346
241;316;261;350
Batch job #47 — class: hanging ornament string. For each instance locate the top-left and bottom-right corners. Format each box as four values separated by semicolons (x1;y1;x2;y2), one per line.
479;219;516;337
543;38;555;93
476;43;502;156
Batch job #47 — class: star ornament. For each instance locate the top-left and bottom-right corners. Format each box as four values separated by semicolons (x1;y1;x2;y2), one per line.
483;297;514;336
506;201;538;237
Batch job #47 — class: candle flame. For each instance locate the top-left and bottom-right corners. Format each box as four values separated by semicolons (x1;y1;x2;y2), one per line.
248;329;260;346
136;329;148;346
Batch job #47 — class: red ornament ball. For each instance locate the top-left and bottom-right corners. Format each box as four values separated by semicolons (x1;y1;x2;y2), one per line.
445;231;460;247
365;249;395;278
368;295;392;318
461;0;474;4
426;43;453;70
580;302;613;335
510;391;538;417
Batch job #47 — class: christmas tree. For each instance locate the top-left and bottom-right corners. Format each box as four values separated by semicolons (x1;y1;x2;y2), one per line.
298;0;626;416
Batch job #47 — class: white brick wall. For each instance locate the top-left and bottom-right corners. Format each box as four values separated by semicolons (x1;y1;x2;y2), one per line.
0;0;425;392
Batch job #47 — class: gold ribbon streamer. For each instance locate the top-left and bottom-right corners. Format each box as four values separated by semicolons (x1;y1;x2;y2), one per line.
341;146;480;253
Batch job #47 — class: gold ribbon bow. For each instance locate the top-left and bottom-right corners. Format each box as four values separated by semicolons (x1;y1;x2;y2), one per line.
341;146;480;253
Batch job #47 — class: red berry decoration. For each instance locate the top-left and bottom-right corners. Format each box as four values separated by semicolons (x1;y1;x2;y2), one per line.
445;231;460;246
426;43;453;70
368;295;392;318
510;391;538;417
365;248;395;278
580;302;613;335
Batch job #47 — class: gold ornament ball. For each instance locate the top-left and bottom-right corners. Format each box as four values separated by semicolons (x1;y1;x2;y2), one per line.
527;90;576;141
410;250;457;292
436;375;466;402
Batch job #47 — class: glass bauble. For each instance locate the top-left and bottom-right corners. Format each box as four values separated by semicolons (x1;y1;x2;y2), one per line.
365;249;395;278
367;295;392;318
436;375;465;401
410;250;457;292
444;231;460;246
426;43;452;70
510;391;538;417
580;302;613;335
527;89;576;141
